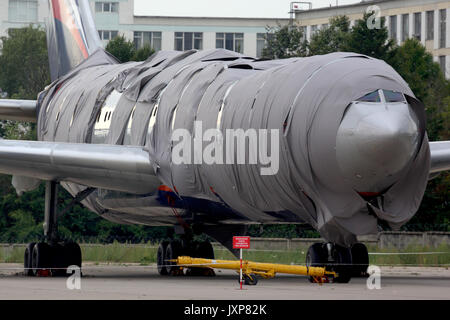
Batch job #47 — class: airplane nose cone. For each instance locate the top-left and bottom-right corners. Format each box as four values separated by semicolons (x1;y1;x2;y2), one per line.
336;103;420;194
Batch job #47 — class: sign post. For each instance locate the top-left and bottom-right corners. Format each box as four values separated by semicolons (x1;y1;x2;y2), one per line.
232;236;250;290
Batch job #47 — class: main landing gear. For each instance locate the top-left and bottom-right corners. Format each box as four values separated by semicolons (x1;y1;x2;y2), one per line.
157;239;216;277
305;242;369;283
24;181;85;277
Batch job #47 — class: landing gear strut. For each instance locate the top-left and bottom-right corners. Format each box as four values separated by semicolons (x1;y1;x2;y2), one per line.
24;181;84;277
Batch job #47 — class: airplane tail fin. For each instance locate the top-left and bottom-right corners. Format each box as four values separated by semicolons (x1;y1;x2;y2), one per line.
46;0;103;81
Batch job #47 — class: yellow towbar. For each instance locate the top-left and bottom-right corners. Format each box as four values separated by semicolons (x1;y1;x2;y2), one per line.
172;256;337;283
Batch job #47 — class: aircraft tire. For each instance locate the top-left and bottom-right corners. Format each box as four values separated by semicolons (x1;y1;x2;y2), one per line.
24;242;36;276
157;241;170;275
186;241;216;277
166;240;183;276
332;245;352;283
31;242;51;276
196;240;214;259
306;243;326;283
64;242;82;269
351;243;369;277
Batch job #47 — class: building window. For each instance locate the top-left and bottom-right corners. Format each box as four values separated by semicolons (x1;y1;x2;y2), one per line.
402;14;409;42
133;31;162;51
414;12;421;40
8;0;38;23
389;16;397;40
426;10;434;40
310;25;318;36
440;9;446;48
95;2;119;13
439;56;446;76
256;33;266;58
98;30;118;41
216;33;244;53
174;32;203;51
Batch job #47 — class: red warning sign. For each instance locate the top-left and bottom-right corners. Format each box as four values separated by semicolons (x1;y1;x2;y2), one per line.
233;236;250;249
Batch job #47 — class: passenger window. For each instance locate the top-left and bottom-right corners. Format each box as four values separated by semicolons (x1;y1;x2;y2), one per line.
92;90;122;144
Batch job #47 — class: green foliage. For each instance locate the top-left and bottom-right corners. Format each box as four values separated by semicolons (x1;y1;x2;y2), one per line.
308;16;351;55
0;25;50;99
343;14;397;62
106;36;155;63
132;45;155;62
105;35;136;63
390;38;446;103
262;24;308;59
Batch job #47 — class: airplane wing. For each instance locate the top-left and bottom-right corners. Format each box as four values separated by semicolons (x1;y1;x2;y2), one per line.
429;141;450;174
0;139;159;194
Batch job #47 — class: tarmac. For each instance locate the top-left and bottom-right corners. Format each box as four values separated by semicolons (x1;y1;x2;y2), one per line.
0;263;449;300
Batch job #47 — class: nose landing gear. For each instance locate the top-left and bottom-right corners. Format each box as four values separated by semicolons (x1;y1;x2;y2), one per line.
305;242;369;283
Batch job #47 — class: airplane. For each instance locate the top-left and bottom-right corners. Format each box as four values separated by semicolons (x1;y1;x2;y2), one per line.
0;0;449;283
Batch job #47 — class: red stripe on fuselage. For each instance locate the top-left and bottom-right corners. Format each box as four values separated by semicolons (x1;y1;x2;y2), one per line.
51;0;89;59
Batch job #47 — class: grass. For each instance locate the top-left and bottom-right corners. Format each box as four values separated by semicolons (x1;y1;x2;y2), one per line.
1;242;449;267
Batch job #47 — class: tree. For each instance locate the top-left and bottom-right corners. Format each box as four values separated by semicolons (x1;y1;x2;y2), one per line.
308;16;350;56
343;13;397;63
105;35;135;63
131;45;155;62
391;39;446;103
0;26;50;99
262;24;308;59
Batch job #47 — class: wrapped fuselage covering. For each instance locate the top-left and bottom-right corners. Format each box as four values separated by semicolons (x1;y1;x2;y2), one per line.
37;49;430;245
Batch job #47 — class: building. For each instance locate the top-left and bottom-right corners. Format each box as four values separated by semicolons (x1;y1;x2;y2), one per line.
294;0;450;78
0;0;288;58
1;0;449;76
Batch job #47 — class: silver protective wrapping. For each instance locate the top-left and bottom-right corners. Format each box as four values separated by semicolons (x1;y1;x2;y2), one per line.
38;50;430;245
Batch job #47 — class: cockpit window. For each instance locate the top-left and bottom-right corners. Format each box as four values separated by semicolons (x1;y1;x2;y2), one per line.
357;90;381;102
383;90;405;103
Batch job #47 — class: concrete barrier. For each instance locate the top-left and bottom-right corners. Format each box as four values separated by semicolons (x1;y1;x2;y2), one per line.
1;232;449;251
378;232;450;250
217;232;450;251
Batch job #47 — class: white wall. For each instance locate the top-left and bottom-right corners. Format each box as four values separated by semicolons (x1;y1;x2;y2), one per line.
0;0;8;37
446;55;450;78
203;31;216;51
161;31;173;51
244;33;257;57
421;11;426;44
434;9;439;49
447;8;450;48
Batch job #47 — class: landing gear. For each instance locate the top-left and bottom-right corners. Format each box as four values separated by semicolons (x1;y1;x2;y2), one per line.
156;238;216;277
306;242;352;283
166;240;184;276
186;240;215;276
351;242;369;277
24;181;84;277
24;242;36;276
157;241;169;275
